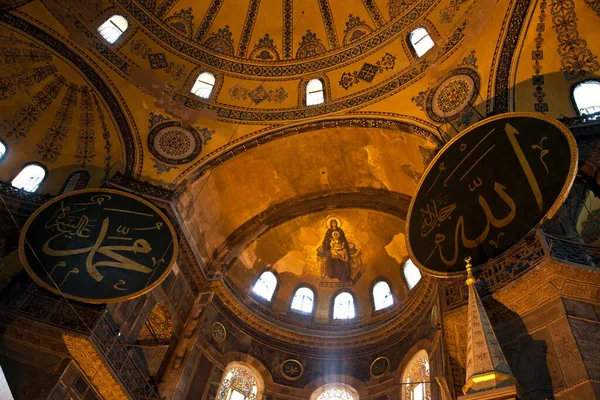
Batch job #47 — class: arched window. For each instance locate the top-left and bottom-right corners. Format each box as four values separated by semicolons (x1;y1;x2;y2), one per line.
573;80;600;116
404;259;422;290
409;28;434;58
373;280;394;311
291;286;314;314
306;78;325;106
311;383;359;400
402;350;430;400
252;271;277;301
333;292;355;320
60;170;90;194
191;72;216;99
0;140;6;162
97;15;128;43
11;164;46;192
217;362;263;400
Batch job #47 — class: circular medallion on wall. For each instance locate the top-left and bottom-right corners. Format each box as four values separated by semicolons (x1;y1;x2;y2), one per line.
370;356;390;378
281;359;303;380
425;68;481;123
211;322;227;342
148;121;203;165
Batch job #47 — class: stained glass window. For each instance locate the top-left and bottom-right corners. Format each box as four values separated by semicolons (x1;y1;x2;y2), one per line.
12;164;46;192
191;72;216;99
409;28;434;57
311;384;359;400
306;78;325;106
373;281;394;311
217;364;261;400
402;350;430;400
333;292;355;320
291;286;315;313
97;15;128;44
252;271;277;301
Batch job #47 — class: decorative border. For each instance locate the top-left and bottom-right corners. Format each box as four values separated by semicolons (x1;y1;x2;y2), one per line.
405;112;579;278
318;0;339;49
18;188;179;304
194;0;225;42
115;0;440;77
0;13;139;176
282;0;293;59
362;0;385;28
237;0;261;57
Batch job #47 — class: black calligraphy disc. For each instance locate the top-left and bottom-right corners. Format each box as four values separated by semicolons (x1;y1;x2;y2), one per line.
281;359;303;380
370;356;389;378
19;188;178;303
406;113;577;276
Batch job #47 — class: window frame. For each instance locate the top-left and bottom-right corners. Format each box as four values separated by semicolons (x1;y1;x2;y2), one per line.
305;78;325;106
0;139;7;163
403;258;422;291
401;349;431;400
10;162;48;193
330;290;357;321
97;14;129;44
370;278;395;313
288;284;317;319
190;71;218;100
250;269;279;305
570;78;600;117
60;170;91;194
300;76;329;107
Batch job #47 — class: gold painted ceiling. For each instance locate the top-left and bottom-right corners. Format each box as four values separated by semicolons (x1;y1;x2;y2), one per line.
2;0;600;337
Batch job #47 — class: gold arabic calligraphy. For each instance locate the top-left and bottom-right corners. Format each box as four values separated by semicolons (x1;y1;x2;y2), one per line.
419;123;548;267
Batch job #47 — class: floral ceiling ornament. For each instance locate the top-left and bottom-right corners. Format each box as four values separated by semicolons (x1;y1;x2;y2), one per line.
296;30;327;59
204;25;235;56
339;52;396;89
250;33;280;60
550;0;600;80
439;0;468;23
343;14;373;45
165;7;195;39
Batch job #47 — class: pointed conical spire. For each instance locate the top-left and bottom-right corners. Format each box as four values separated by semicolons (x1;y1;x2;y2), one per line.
462;257;519;396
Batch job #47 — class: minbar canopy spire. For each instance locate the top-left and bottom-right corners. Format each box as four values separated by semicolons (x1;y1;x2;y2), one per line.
460;257;520;400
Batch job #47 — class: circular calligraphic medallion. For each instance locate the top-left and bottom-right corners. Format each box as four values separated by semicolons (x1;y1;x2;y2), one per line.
148;121;203;165
19;189;178;303
281;359;303;380
406;113;577;277
370;356;390;378
212;322;227;342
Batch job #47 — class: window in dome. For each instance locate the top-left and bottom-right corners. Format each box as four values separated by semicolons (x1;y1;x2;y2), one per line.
60;170;91;194
311;383;359;400
252;271;277;302
404;259;422;290
191;71;216;99
0;140;6;162
373;280;394;311
97;15;128;44
332;291;355;320
12;163;46;192
409;27;434;58
290;286;314;314
572;80;600;117
401;350;430;400
306;78;325;106
217;363;262;400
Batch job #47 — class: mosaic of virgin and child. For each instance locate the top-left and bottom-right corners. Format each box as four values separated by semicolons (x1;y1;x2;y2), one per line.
317;217;361;284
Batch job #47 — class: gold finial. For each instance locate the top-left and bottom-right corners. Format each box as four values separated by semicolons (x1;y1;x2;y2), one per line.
465;256;476;286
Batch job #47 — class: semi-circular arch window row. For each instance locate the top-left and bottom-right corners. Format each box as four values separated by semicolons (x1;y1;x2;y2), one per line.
0;141;90;194
250;259;422;320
